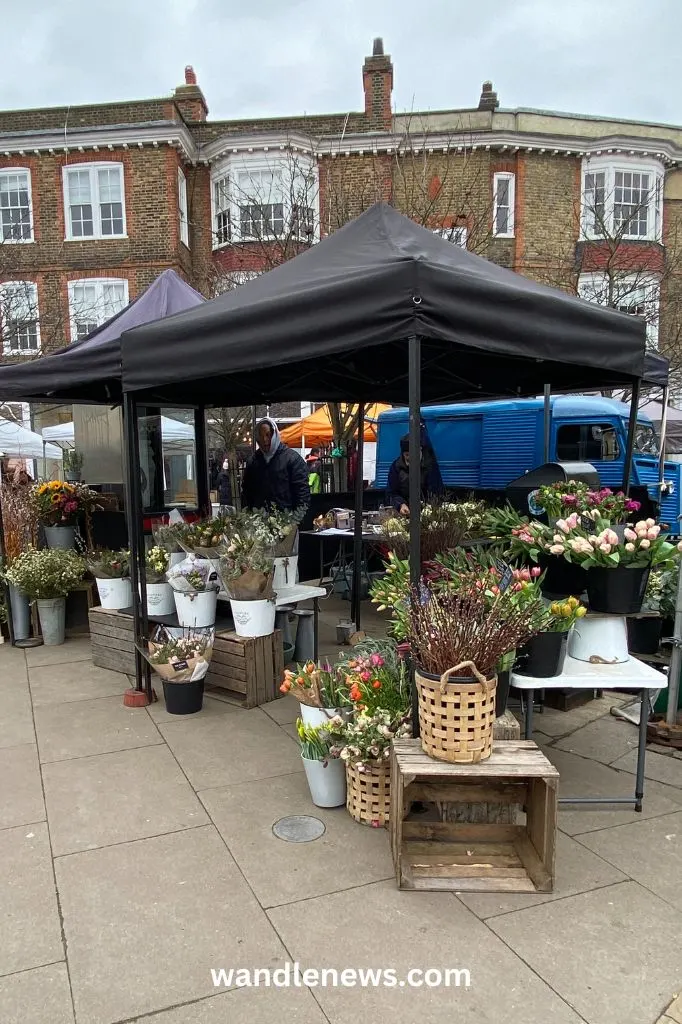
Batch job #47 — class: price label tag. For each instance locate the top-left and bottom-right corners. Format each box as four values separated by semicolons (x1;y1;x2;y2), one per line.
172;660;189;672
580;514;594;531
494;559;514;593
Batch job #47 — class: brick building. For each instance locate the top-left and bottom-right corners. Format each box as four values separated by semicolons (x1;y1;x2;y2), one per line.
2;37;682;389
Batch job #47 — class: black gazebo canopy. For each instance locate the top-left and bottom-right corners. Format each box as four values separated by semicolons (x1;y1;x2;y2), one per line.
120;203;646;406
0;270;204;404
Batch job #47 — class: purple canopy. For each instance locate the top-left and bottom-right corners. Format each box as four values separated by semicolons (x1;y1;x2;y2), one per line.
0;269;204;404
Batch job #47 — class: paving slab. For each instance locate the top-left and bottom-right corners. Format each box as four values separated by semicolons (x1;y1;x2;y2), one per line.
24;637;93;668
146;692;241;725
610;748;682;788
268;880;585;1024
0;963;74;1024
28;662;130;706
0;822;63;977
160;708;302;790
56;825;288;1024
34;695;163;763
554;714;640;765
44;745;209;855
545;748;682;835
0;743;45;829
578;810;682;912
665;994;682;1024
458;830;627;919
489;881;682;1024
0;682;35;749
201;771;393;907
132;986;327;1023
0;643;28;677
260;693;300;725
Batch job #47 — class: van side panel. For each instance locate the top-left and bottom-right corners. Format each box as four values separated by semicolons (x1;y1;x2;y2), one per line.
424;415;482;486
480;411;539;488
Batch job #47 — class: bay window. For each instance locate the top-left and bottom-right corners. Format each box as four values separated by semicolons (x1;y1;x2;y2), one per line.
578;271;660;350
581;157;663;242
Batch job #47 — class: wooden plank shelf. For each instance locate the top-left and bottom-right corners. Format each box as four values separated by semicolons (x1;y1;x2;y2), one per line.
390;739;559;893
88;607;284;709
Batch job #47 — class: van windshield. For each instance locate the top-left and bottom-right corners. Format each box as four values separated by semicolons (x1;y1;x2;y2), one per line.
634;422;659;456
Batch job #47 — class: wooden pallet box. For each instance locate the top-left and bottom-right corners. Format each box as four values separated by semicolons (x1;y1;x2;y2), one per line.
88;608;284;709
390;739;559;893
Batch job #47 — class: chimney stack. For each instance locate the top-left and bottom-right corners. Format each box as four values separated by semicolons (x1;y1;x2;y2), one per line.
362;37;393;131
478;81;499;111
173;65;208;122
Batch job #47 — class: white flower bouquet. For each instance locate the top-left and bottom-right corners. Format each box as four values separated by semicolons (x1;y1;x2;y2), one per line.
144;625;215;682
166;555;220;594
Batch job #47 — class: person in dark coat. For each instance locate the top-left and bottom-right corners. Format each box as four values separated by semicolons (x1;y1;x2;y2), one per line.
241;417;310;513
216;458;232;509
387;433;441;514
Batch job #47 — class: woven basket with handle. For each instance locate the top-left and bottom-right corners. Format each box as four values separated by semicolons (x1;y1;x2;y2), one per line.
415;660;497;764
346;759;391;827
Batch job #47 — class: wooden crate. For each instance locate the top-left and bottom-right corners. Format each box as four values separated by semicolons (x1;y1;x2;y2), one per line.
390;739;559;893
88;607;284;709
439;710;522;825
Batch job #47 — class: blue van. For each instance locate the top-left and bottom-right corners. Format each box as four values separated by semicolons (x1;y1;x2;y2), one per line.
374;396;680;523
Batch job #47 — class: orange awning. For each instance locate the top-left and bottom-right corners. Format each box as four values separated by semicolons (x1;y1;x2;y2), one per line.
279;403;391;447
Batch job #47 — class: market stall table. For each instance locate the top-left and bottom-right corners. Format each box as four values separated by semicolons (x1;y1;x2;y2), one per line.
300;528;383;588
511;655;667;811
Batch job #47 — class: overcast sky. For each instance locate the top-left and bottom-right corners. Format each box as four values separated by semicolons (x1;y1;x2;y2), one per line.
2;0;680;126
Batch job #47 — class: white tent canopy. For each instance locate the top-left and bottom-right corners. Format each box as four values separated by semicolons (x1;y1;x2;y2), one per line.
43;417;195;451
0;418;61;460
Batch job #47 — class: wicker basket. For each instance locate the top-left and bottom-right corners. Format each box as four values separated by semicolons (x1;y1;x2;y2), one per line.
346;760;391;827
415;660;497;764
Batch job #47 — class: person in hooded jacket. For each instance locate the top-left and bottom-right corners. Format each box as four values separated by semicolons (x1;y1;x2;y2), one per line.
241;417;310;513
387;433;442;515
216;458;233;510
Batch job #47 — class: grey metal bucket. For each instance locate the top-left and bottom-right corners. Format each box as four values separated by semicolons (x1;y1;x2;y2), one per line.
44;525;76;550
9;585;30;641
36;598;66;646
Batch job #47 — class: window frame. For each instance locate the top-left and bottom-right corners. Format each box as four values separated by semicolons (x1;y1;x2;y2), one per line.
67;277;129;342
0;167;34;243
492;172;515;238
556;422;621;463
210;153;319;250
178;167;189;248
580;156;664;242
62;162;127;241
578;271;660;350
0;280;41;355
433;225;468;248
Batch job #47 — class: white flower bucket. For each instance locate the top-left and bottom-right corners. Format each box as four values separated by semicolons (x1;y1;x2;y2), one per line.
568;614;629;664
300;704;349;728
145;582;175;617
175;589;218;628
301;755;347;808
273;555;298;591
36;597;66;646
169;551;185;568
96;576;132;610
230;598;276;638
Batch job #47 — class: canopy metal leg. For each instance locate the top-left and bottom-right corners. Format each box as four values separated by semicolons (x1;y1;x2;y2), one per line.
622;378;641;494
351;402;365;630
122;393;151;698
408;334;421;738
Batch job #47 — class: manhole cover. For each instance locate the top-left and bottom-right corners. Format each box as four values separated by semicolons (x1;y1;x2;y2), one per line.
272;815;325;843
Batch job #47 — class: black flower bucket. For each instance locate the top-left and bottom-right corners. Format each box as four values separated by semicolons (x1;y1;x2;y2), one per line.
161;678;205;715
586;566;650;615
516;631;568;679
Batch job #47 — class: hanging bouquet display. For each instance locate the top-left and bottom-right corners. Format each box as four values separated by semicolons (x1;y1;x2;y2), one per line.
142;625;215;714
166;555;220;627
87;548;132;610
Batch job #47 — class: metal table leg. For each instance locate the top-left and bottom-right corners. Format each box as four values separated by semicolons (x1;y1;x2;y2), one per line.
313;597;319;662
635;687;649;812
524;689;534;739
